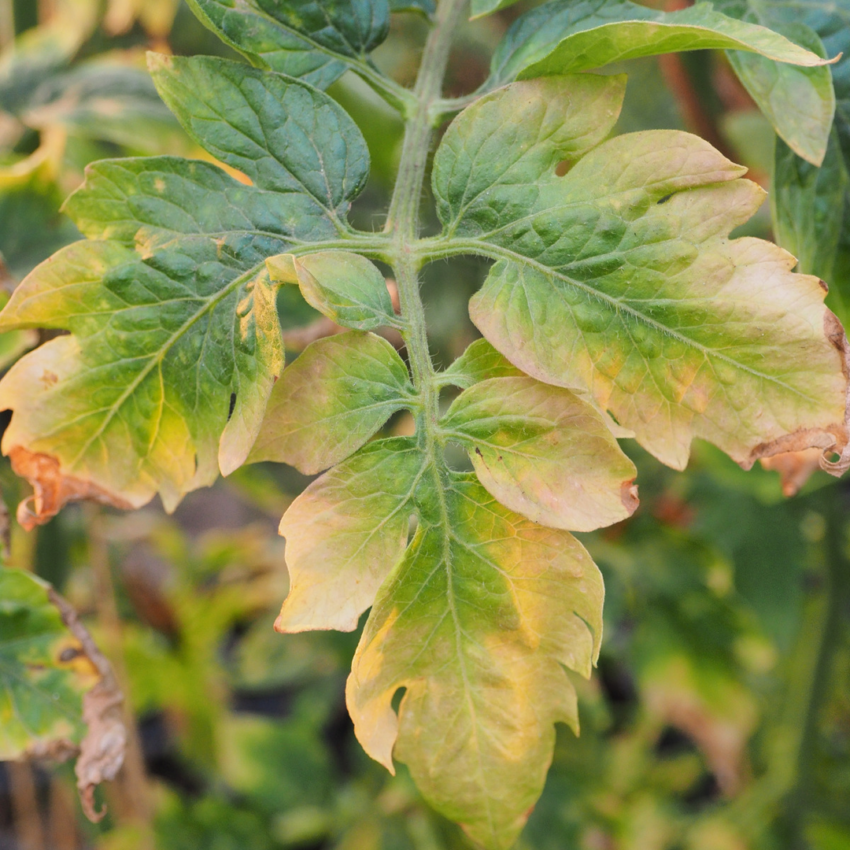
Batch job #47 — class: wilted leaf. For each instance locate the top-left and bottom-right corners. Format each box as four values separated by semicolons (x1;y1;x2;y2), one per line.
0;56;372;521
186;0;390;89
249;332;414;474
432;74;850;473
0;568;125;820
267;251;399;331
488;0;831;88
442;377;638;531
347;474;603;850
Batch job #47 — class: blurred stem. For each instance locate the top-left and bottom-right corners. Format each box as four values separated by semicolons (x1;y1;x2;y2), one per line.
85;505;155;848
8;761;46;850
728;488;849;842
781;492;850;846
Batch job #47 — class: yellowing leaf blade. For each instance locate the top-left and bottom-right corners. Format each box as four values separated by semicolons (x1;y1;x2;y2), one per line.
443;377;638;531
347;474;603;850
249;332;413;474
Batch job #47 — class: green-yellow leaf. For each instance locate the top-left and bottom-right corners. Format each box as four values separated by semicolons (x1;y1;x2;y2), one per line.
442;377;638;531
249;332;414;474
489;0;832;88
433;75;850;473
277;438;422;633
267;251;398;331
347;473;603;850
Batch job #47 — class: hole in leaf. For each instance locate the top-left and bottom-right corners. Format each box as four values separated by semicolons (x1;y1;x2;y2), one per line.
657;193;673;205
391;686;407;713
227;393;237;420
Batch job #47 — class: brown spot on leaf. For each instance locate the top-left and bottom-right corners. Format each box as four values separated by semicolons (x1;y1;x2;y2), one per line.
9;447;133;532
40;370;58;386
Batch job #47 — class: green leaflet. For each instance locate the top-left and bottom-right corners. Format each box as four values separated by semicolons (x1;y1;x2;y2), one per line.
249;332;414;474
0;56;371;522
186;0;391;89
773;131;848;286
714;0;834;166
488;0;830;88
442;377;638;532
433;75;849;471
757;1;850;319
0;568;94;758
347;474;604;850
442;338;524;389
267;251;399;331
389;0;434;15
149;54;369;219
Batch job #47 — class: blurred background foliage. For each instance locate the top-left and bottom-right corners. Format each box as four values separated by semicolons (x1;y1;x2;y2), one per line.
0;1;848;849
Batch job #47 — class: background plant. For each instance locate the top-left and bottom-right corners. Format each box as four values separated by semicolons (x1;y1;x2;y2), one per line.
0;1;841;846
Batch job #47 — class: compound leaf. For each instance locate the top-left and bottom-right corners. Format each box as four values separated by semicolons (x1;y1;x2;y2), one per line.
434;74;850;472
0;56;371;524
347;473;603;850
489;0;831;89
267;251;398;331
277;437;422;632
442;377;638;531
249;331;414;474
186;0;390;89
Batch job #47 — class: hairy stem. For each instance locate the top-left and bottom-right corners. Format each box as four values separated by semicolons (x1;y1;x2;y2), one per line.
386;0;468;450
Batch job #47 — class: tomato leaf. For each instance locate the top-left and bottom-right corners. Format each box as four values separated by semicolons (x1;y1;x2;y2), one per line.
433;74;850;472
0;56;371;523
249;332;414;474
488;0;832;88
186;0;391;88
267;251;399;331
442;377;638;531
347;473;604;850
714;0;835;166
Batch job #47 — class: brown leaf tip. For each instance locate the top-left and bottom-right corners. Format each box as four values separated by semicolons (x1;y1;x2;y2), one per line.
620;481;639;515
